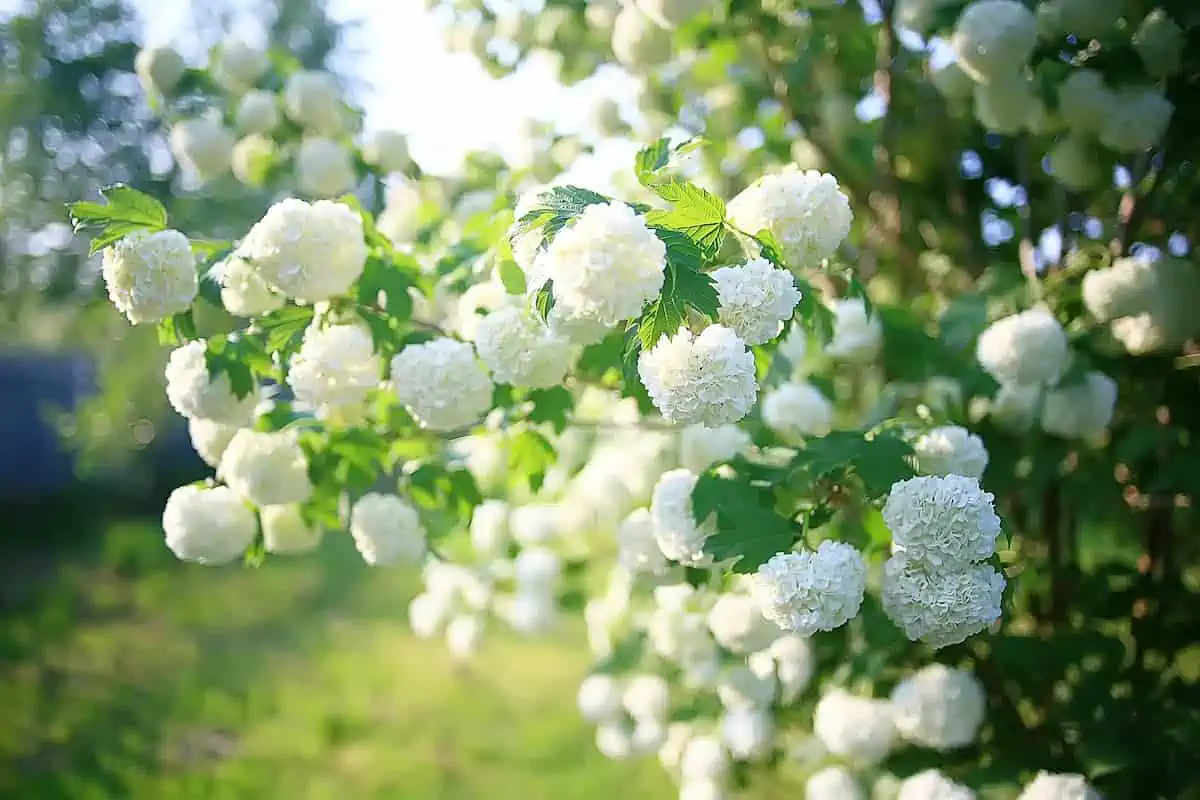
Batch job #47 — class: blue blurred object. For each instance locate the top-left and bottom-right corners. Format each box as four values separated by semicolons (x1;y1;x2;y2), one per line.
0;351;96;500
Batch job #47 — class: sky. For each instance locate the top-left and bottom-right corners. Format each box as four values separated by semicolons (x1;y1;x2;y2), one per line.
129;0;643;181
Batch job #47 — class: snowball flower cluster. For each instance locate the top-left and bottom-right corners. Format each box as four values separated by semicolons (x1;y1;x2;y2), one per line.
165;341;257;424
805;766;865;800
288;323;380;420
469;499;509;558
1040;371;1117;440
473;306;575;388
650;469;715;566
1047;135;1100;191
912;426;989;479
951;0;1037;83
213;40;268;93
678;423;752;474
890;664;986;750
882;558;1005;649
826;298;882;362
813;688;897;765
883;475;1001;568
237;198;367;302
638;325;757;426
362;130;411;174
634;0;715;29
295;137;356;197
897;770;976;800
611;4;672;68
1081;256;1160;323
1133;9;1185;79
973;72;1044;135
1057;70;1111;136
727;168;852;269
162;484;256;565
216;255;282;317
762;381;834;437
188;418;238;468
390;338;493;431
1017;772;1100;800
231;134;276;187
284;70;344;135
1099;87;1173;154
235;90;279;134
169;116;235;180
711;258;800;345
534;202;666;327
134;45;185;94
721;707;774;761
617;508;669;574
349;492;426;566
706;592;778;655
752;541;867;635
218;429;312;506
976;308;1068;386
260;504;322;555
101;229;197;325
1081;256;1200;354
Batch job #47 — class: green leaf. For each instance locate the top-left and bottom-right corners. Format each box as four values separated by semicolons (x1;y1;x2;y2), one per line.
634;138;672;182
752;229;787;269
795;278;835;344
156;311;198;346
789;429;916;501
692;470;796;572
408;458;482;521
497;258;527;295
507;428;556;492
337;193;392;250
532;280;556;323
634;228;720;351
644;181;727;258
70;184;169;254
358;254;418;321
510;185;610;246
189;238;233;260
525;386;574;433
938;293;988;352
592;631;646;675
847;275;873;320
204;334;259;399
254;305;315;356
244;534;266;568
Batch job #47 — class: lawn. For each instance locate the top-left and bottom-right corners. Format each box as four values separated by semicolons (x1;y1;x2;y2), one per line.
0;518;676;799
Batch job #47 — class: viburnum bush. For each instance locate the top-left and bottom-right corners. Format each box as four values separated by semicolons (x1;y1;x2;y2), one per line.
73;1;1200;797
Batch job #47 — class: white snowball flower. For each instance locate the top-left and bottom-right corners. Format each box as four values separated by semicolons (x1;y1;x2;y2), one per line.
234;90;279;134
639;325;758;426
1041;0;1123;39
706;592;779;654
390;338;493;431
623;674;671;723
882;556;1006;649
469;499;510;558
727;168;852;269
679;423;752;474
408;592;453;639
537;201;665;327
752;541;867;635
659;722;695;773
611;4;672;68
976;308;1069;386
813;689;897;766
711;258;801;345
578;673;623;723
1041;371;1117;440
721;708;774;761
897;769;976;800
1100;86;1173;154
165;341;257;424
216;255;283;316
213;40;268;93
503;590;559;634
1047;135;1100;191
513;546;563;592
595;720;634;760
632;720;668;755
260;504;322;555
680;735;730;784
188;418;239;468
362;130;411;174
287;323;380;420
762;381;834;438
679;782;727;800
650;468;715;566
1017;772;1100;800
634;0;715;29
951;0;1037;82
883;475;1001;569
769;633;815;702
445;614;484;661
295;137;356;198
508;503;563;547
826;298;883;362
806;766;866;800
284;69;344;135
230;134;276;187
169;117;234;180
1134;9;1185;79
913;426;989;479
101;229;196;325
349;492;426;566
162;484;256;565
1081;256;1159;322
931;59;975;101
218;429;312;506
617;508;670;574
473;305;574;388
989;383;1040;432
238;198;367;302
1056;70;1113;136
891;664;986;750
134;45;185;94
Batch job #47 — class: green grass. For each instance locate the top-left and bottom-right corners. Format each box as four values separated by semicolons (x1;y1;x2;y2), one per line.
0;519;675;799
